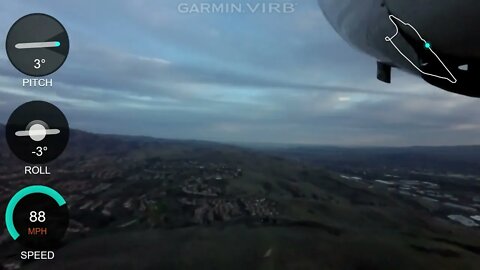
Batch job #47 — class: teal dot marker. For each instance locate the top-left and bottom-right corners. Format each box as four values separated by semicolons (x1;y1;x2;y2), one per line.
424;42;431;49
55;41;61;47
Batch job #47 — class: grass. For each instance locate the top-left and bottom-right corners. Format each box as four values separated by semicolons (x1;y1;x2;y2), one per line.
24;226;480;270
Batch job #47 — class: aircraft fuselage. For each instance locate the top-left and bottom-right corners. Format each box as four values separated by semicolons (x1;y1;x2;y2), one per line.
318;0;480;97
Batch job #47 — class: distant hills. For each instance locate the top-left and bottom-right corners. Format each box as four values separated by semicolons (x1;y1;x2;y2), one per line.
1;124;479;270
263;145;480;175
1;123;480;174
2;123;480;174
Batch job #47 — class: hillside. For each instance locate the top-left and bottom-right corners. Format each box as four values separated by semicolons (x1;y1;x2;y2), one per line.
0;127;479;269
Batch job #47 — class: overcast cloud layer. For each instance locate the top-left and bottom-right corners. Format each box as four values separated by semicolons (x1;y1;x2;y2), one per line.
0;0;479;146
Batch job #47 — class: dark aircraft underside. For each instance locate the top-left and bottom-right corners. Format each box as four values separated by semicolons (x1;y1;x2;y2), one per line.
381;6;480;97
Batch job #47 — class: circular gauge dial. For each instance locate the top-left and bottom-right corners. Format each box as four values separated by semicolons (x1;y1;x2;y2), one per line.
6;13;69;77
5;186;69;249
6;101;70;164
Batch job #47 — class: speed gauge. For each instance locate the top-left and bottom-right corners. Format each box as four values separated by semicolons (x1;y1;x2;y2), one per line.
5;185;69;249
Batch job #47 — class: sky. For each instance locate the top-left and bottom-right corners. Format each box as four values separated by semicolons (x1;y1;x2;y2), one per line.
0;0;479;146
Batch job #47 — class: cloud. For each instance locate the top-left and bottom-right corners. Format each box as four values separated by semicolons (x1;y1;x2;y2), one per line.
0;0;478;146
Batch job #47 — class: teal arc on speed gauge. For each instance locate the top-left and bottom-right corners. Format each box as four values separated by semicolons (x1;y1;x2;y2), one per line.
5;185;66;240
